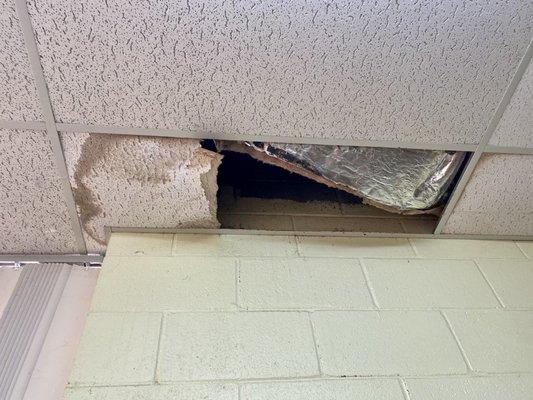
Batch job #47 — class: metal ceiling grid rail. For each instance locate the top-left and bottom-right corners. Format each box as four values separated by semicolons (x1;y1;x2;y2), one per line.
14;0;87;254
435;40;533;234
111;227;533;242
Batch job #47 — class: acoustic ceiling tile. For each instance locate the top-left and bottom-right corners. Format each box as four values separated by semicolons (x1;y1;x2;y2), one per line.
489;60;533;149
27;0;533;145
0;0;42;121
0;129;77;253
443;154;533;236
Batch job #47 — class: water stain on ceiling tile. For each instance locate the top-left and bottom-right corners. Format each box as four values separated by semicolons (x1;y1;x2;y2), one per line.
0;129;78;253
27;0;533;144
443;154;533;236
0;0;42;121
60;133;221;253
489;59;533;150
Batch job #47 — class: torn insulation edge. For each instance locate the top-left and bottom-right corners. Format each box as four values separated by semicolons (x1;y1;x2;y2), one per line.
215;141;466;215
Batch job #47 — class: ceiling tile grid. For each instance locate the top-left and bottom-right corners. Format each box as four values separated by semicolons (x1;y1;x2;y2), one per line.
489;59;533;149
0;129;78;253
0;0;42;121
443;154;533;236
27;0;532;145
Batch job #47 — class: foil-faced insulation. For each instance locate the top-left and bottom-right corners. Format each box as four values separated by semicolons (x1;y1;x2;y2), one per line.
61;133;222;253
216;141;466;214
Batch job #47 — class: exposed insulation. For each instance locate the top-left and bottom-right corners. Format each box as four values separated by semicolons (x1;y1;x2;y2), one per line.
60;133;221;253
217;141;464;214
27;0;532;145
0;129;77;253
443;154;533;236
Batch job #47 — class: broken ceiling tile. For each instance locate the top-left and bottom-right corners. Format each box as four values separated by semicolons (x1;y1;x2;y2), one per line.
60;133;221;253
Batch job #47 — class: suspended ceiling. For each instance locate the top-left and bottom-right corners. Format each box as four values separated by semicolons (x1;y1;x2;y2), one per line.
0;0;532;256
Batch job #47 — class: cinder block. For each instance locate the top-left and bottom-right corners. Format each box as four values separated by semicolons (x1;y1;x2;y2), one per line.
158;312;319;380
312;311;466;375
106;233;174;256
68;313;161;386
172;234;298;257
292;216;404;233
405;376;533;400
241;379;404;400
409;239;525;259
339;201;399;217
297;237;414;258
477;259;533;308
238;258;374;310
91;256;236;312
0;130;79;253
64;383;238;400
445;311;533;373
221;197;342;216
364;258;499;308
218;214;294;230
400;219;436;234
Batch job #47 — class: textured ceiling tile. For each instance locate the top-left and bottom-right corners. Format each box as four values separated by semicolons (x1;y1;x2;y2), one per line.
443;154;533;236
60;133;221;253
0;129;77;253
489;60;533;149
443;211;533;236
0;0;42;121
28;0;532;145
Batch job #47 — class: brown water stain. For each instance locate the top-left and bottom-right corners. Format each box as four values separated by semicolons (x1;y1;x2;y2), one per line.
72;133;211;244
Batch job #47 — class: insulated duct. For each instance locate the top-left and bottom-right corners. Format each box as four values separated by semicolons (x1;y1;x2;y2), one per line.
216;141;466;215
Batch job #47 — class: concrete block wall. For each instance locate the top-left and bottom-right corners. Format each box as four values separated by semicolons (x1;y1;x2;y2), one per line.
218;185;437;234
64;233;533;399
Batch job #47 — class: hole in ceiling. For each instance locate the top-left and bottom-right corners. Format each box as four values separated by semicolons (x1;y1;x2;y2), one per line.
202;140;470;234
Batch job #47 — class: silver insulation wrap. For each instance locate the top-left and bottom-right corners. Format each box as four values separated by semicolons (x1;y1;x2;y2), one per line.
217;141;466;214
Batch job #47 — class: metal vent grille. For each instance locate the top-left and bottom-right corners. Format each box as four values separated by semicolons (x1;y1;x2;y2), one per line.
0;263;70;400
